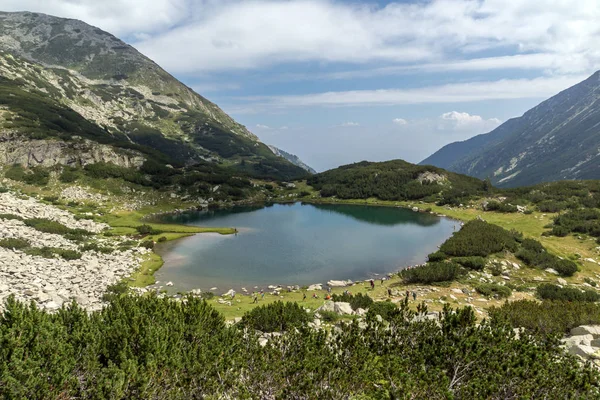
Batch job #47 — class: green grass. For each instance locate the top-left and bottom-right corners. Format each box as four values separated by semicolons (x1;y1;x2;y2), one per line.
130;252;164;287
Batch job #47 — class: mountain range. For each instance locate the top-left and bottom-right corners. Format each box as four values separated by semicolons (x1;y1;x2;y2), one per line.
0;11;313;180
421;71;600;187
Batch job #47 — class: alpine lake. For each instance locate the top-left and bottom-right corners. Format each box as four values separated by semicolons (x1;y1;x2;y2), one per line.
154;202;456;292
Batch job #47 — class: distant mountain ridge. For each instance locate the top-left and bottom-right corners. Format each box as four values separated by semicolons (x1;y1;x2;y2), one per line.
421;71;600;187
0;11;306;180
268;146;316;174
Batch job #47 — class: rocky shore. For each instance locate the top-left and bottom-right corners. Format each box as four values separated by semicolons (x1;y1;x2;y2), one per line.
0;191;148;312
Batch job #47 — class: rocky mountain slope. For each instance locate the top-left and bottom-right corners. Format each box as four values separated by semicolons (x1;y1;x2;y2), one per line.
268;145;316;174
421;71;600;187
0;11;306;180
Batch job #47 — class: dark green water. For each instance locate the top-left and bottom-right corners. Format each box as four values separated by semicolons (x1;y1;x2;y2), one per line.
154;203;456;291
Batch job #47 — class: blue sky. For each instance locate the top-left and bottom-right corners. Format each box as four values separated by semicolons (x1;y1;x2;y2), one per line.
4;0;600;171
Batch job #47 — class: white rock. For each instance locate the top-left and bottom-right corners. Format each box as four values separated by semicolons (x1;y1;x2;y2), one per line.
333;302;354;315
307;284;322;291
166;281;173;287
327;280;352;287
562;334;594;347
571;326;600;338
568;344;598;359
557;278;567;285
545;268;559;275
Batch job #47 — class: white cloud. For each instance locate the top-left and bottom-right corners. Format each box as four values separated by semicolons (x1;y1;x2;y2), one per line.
7;1;600;76
231;75;585;112
0;0;192;36
133;0;600;75
255;124;270;129
392;118;407;125
340;122;360;127
438;111;502;131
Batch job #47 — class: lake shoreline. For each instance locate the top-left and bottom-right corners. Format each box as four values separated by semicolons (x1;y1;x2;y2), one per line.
147;201;458;295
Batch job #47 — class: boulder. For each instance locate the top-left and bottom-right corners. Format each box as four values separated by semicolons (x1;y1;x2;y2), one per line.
557;278;567;285
568;344;598;359
355;308;367;316
562;334;593;347
570;325;600;337
327;280;352;287
307;284;322;291
545;268;559;275
316;301;335;313
333;302;354;315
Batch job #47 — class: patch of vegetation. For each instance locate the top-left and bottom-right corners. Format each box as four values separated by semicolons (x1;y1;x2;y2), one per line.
0;296;597;398
331;292;374;310
439;220;520;257
366;300;401;320
490;300;600;335
307;160;486;202
24;218;91;237
547;208;600;238
475;283;512;299
0;214;23;221
0;237;30;250
136;224;163;235
239;301;312;333
484;200;519;213
399;262;465;284
24;247;82;260
139;239;154;249
536;284;600;302
4;165;50;186
516;238;578;277
81;242;113;254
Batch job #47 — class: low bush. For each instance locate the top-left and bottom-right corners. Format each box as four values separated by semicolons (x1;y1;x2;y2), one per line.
440;220;520;257
490;300;600;335
239;301;312;332
366;300;400;321
536;284;600;302
485;200;518;213
475;283;512;299
139;239;154;249
24;218;91;237
427;251;447;262
331;292;374;310
318;310;340;323
0;237;30;250
453;256;486;271
136;224;163;235
516;239;578;277
157;236;167;243
0;214;23;221
4;165;50;186
399;262;465;284
59;168;79;183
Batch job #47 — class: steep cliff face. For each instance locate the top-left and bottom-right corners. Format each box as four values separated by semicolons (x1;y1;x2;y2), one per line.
0;11;306;180
421;71;600;187
268;146;316;174
0;133;145;169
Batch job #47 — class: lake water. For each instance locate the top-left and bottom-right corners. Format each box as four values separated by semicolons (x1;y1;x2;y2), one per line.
154;203;456;292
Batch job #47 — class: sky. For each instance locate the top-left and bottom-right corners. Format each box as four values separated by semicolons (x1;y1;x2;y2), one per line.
2;0;600;171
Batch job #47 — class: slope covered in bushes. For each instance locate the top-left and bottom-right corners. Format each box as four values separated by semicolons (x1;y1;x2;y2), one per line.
0;295;598;399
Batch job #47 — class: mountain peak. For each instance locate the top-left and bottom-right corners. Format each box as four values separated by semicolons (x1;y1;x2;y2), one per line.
421;71;600;187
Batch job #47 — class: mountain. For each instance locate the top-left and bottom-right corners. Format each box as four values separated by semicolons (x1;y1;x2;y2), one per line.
0;11;306;180
268;146;316;174
307;159;487;203
420;71;600;187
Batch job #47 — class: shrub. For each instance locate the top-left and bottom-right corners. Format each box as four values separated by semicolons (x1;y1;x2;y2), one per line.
318;310;340;323
516;239;578;277
536;284;600;302
157;236;167;243
81;243;113;254
475;283;512;299
440;220;519;257
0;237;30;250
453;256;486;271
59;168;79;183
366;300;400;321
399;262;465;284
136;224;162;235
4;165;50;186
485;200;518;213
331;292;374;310
139;240;154;249
240;301;311;332
427;251;447;262
0;214;23;221
490;300;600;335
24;218;91;237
